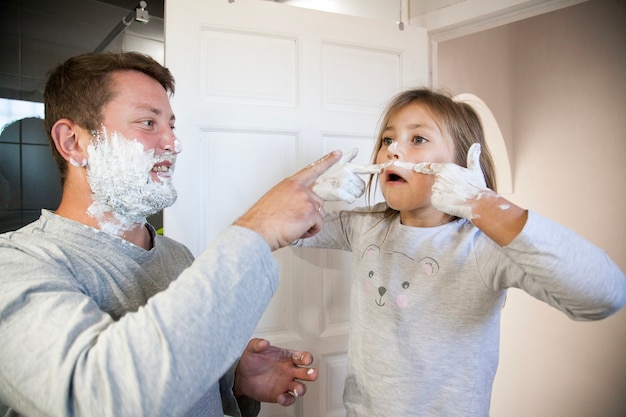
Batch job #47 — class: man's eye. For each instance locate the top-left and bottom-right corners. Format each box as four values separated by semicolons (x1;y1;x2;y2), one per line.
142;120;154;127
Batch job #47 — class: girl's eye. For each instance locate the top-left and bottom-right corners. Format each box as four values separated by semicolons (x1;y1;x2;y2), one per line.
412;135;427;144
382;137;393;146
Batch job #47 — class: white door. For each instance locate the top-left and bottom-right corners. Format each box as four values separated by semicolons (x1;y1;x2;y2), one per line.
164;1;428;415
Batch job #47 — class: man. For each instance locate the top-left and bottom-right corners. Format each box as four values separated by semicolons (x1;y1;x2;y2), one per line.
0;52;342;416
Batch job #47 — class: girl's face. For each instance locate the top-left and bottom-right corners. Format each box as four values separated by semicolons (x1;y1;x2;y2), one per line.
375;102;456;226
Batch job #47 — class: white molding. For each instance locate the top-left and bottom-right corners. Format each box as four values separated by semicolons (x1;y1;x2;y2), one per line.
454;94;513;194
420;0;588;42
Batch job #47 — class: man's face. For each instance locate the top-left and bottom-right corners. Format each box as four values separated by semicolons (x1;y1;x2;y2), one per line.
100;70;179;183
84;70;181;235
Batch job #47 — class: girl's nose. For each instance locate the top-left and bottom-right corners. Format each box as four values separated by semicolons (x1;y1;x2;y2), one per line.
387;141;402;160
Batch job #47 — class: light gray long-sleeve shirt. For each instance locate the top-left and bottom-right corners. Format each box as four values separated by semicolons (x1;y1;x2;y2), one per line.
298;203;625;417
0;210;278;417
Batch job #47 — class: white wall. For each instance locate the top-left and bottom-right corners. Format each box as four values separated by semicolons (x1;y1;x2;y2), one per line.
438;1;626;416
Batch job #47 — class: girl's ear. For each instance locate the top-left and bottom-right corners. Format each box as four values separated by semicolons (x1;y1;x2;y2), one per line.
51;119;88;167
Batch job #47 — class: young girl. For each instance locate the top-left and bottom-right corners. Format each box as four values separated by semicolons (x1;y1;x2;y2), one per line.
304;88;625;416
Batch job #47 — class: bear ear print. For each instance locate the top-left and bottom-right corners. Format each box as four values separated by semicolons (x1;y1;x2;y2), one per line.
362;244;381;258
418;257;439;277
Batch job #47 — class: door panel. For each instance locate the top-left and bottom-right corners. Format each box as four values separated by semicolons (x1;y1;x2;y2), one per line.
164;1;428;415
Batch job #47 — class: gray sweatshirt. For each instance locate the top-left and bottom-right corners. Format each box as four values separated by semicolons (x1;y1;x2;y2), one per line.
298;203;625;417
0;210;278;417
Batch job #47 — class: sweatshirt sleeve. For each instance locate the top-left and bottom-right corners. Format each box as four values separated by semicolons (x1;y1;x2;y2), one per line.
482;211;626;320
296;208;372;251
0;225;277;417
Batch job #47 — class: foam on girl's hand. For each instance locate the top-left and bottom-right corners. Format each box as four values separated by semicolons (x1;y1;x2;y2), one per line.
313;153;391;202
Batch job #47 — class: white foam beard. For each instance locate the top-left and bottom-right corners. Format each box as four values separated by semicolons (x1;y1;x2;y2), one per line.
86;128;177;236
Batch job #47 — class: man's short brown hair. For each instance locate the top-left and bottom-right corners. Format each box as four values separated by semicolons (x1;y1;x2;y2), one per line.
44;52;175;179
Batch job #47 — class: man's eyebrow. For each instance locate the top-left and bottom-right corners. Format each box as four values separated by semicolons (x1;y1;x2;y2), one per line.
136;105;162;115
136;105;175;122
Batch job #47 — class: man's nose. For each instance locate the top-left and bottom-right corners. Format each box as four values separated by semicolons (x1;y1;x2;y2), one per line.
163;135;182;154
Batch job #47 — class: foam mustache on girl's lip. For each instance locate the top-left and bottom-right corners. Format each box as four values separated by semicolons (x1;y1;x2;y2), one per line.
392;161;416;170
347;158;435;173
392;160;435;174
349;160;393;174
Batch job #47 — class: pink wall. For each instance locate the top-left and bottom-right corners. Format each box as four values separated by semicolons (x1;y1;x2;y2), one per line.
438;1;626;416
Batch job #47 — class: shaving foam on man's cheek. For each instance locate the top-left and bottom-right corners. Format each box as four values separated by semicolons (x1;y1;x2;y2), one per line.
86;128;177;236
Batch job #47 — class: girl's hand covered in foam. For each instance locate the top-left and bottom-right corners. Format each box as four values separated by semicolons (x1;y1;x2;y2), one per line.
312;148;363;203
313;148;386;203
412;143;495;220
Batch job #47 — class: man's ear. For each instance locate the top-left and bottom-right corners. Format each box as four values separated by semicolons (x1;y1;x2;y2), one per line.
51;119;88;167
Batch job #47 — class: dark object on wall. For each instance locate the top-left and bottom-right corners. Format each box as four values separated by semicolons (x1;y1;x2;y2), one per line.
0;117;62;233
94;1;151;52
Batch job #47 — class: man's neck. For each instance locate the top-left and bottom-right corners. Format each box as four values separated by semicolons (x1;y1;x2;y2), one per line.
120;223;153;250
56;196;153;250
